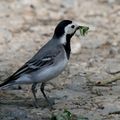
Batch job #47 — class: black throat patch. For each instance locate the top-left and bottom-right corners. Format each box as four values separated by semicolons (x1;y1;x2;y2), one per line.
63;34;72;59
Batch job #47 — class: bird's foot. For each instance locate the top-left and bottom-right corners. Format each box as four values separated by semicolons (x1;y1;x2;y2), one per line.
33;101;40;108
32;98;55;109
46;98;55;110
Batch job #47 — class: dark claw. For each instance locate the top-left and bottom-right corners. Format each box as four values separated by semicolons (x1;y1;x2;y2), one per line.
33;101;39;108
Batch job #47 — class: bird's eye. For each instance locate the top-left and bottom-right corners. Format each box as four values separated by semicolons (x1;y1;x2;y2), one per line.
71;25;75;28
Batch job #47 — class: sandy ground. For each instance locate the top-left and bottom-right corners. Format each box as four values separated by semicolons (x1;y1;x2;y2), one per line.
0;0;120;120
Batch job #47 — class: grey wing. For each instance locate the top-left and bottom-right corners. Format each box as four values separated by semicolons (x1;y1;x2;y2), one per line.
6;49;61;82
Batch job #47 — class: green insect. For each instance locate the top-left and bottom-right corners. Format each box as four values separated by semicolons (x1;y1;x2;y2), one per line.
79;26;89;36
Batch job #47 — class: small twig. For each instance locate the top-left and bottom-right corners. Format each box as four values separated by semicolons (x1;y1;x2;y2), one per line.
109;111;120;115
96;74;120;86
84;73;120;87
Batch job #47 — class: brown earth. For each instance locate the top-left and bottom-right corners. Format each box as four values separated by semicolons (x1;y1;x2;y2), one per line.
0;0;120;120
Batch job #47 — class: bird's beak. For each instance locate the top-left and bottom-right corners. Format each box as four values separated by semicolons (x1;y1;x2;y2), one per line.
76;26;80;30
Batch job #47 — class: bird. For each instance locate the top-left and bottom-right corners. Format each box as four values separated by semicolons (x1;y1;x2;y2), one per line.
0;20;80;108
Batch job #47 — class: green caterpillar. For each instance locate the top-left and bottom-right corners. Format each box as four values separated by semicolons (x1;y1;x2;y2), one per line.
79;26;89;36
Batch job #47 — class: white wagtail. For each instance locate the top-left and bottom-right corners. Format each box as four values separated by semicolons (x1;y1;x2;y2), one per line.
0;20;80;108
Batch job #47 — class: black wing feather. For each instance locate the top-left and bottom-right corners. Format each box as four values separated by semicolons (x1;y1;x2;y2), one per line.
0;56;55;87
10;56;54;80
0;45;61;87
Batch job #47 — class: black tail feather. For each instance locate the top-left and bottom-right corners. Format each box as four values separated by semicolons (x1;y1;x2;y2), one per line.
0;77;11;87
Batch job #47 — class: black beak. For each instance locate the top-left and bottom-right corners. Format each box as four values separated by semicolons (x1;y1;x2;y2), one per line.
76;26;80;30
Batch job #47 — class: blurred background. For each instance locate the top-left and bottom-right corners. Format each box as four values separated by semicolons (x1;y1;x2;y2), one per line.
0;0;120;120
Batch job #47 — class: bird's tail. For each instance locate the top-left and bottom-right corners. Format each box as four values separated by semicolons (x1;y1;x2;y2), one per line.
0;77;12;88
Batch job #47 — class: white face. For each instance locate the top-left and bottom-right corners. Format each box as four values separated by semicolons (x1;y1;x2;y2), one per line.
65;22;79;35
60;22;79;45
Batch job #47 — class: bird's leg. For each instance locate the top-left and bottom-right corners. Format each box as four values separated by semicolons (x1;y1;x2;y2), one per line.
40;82;53;108
31;83;39;108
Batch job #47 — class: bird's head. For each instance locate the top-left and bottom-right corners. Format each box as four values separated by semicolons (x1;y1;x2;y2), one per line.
53;20;80;44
